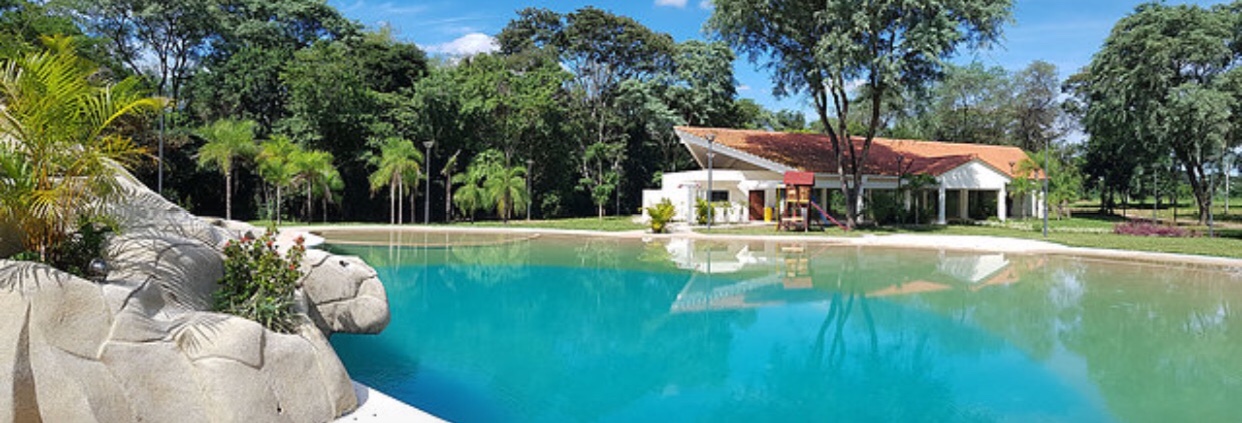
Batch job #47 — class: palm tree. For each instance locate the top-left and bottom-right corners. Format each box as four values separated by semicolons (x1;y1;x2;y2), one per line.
256;136;302;225
484;163;529;223
291;149;338;222
451;166;487;222
0;36;160;260
367;137;422;225
441;150;460;222
194;119;258;221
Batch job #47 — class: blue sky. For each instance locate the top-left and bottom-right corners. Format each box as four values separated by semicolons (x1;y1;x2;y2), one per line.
329;0;1229;114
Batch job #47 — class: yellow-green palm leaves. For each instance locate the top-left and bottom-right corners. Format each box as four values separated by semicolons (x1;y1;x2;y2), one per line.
451;149;529;223
368;137;422;225
256;136;302;225
292;149;340;222
484;162;528;223
0;37;161;257
195;119;258;221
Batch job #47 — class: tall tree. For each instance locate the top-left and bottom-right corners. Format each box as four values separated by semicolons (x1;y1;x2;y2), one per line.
195;119;258;221
0;0;87;58
367;137;422;225
1011;61;1065;152
71;0;217;100
255;135;301;225
291;148;338;222
499;7;674;218
1080;2;1237;223
925;62;1013;145
710;0;1011;227
483;160;529;224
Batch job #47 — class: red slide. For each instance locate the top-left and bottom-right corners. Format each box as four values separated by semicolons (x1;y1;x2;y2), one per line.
809;202;849;231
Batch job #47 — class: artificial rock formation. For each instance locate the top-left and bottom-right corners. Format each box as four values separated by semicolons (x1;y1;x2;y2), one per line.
0;174;389;423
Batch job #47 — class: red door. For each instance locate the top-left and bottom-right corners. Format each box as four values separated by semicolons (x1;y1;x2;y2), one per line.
749;191;765;221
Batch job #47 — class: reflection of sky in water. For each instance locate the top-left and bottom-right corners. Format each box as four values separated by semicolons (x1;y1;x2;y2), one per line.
329;236;1241;423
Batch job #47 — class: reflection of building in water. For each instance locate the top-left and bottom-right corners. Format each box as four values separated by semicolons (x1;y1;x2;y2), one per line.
666;240;1043;313
667;239;826;313
663;238;778;274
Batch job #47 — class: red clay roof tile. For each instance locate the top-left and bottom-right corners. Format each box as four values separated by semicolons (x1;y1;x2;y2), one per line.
676;126;1043;179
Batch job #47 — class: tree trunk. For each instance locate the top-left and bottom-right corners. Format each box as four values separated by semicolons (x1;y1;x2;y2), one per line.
275;185;282;226
305;184;312;223
445;177;452;223
322;196;328;223
225;170;232;221
598;204;604;219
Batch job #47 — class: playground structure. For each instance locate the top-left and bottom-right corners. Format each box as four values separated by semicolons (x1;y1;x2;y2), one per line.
778;171;848;232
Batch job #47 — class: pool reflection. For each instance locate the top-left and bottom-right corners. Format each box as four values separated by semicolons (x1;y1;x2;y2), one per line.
329;234;1241;423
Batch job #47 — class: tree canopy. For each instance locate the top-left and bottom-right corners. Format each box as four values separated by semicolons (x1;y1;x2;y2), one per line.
709;0;1012;226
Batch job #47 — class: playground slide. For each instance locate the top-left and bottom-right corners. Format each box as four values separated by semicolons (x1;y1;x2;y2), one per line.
809;201;849;231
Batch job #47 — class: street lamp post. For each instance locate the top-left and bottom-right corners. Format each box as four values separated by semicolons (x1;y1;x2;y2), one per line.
706;133;716;230
896;155;904;224
423;140;434;224
526;158;534;221
157;86;165;196
1043;142;1050;238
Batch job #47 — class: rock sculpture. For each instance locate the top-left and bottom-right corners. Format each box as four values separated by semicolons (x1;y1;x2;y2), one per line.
0;173;389;422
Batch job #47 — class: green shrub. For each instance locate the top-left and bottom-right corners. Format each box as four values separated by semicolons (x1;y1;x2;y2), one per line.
215;230;305;333
646;199;676;233
695;198;715;225
12;216;116;279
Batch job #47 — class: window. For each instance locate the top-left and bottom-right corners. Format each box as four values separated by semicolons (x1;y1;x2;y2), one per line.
709;190;729;202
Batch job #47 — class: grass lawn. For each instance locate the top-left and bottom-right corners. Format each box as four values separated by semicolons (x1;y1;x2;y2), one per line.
703;215;1242;259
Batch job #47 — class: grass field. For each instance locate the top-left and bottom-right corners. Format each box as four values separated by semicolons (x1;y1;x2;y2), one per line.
703;215;1242;259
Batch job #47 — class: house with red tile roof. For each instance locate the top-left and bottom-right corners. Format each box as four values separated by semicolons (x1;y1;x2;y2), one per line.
641;126;1046;225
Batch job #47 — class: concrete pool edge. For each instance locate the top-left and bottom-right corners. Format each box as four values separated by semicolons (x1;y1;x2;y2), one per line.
334;381;445;422
286;225;1242;272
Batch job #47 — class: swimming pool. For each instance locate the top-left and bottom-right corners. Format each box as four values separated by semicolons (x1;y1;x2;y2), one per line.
328;232;1242;422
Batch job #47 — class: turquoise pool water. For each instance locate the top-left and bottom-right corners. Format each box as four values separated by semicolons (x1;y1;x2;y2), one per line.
328;232;1242;422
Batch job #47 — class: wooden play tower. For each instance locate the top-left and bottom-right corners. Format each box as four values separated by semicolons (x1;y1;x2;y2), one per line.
778;171;818;232
778;171;848;232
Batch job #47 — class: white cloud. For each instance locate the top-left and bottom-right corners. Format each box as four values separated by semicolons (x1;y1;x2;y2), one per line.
655;0;688;8
737;84;751;92
376;2;427;15
699;0;713;9
424;33;499;57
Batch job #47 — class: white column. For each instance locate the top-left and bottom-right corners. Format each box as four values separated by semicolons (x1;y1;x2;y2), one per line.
904;190;913;211
958;189;969;220
857;187;865;213
937;186;947;224
997;185;1007;222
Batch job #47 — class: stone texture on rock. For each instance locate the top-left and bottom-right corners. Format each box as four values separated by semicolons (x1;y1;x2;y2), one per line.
299;250;390;335
0;173;390;423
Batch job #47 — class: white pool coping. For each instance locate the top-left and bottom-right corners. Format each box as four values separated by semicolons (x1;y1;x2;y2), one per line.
334;382;445;423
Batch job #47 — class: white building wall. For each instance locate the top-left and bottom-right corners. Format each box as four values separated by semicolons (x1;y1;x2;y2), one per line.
641;170;782;223
938;161;1010;190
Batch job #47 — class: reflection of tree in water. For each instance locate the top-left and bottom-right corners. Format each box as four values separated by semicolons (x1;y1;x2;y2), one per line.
391;238;754;421
832;249;1242;421
712;251;995;422
446;237;532;286
1058;263;1242;422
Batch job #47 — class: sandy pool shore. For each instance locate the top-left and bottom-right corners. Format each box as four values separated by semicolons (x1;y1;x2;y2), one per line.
286;224;1242;272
